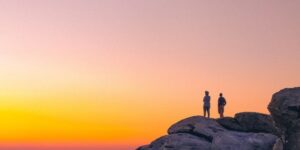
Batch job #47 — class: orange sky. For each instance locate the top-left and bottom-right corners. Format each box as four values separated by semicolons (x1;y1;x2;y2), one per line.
0;0;300;149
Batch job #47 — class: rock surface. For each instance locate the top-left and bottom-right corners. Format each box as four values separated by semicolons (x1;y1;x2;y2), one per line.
211;131;277;150
168;116;224;142
272;138;283;150
217;112;278;135
138;133;211;150
268;87;300;150
216;117;244;131
138;115;278;150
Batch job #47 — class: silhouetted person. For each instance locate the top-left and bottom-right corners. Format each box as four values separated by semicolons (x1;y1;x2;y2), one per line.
218;93;227;118
203;91;211;118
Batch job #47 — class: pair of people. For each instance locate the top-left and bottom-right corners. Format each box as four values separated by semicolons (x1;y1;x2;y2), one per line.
203;91;226;118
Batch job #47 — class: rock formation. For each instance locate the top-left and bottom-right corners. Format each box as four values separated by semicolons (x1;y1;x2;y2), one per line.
217;112;279;136
138;113;278;150
268;87;300;150
138;87;300;150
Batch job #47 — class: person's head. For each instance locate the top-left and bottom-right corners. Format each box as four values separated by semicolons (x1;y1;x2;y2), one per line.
205;91;209;96
219;93;223;97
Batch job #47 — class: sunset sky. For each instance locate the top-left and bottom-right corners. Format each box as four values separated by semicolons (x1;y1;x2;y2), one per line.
0;0;300;149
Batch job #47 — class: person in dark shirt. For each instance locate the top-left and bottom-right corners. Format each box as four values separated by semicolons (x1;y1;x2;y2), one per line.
218;93;227;118
203;91;211;118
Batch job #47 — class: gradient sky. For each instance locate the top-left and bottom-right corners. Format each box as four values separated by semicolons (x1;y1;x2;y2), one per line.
0;0;300;149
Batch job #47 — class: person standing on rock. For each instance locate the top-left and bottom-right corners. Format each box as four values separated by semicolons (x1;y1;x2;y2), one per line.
203;91;211;118
218;93;227;118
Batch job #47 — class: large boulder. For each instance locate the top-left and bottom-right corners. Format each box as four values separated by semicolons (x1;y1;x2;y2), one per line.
137;133;211;150
138;116;278;150
235;112;277;134
211;131;277;150
217;117;245;131
268;87;300;150
168;116;225;141
217;112;278;135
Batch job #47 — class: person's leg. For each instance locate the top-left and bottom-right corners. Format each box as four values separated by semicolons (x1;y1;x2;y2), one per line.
203;106;206;117
220;106;224;118
221;106;224;117
207;107;210;118
218;106;221;118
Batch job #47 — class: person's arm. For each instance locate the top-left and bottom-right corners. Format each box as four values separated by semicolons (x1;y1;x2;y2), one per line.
224;98;227;105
